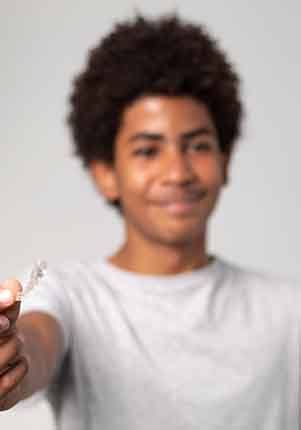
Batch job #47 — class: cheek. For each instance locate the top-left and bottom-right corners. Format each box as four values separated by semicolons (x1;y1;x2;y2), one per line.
116;165;149;198
128;170;148;192
195;158;224;187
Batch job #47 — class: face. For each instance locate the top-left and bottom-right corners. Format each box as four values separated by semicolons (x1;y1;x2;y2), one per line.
90;96;230;247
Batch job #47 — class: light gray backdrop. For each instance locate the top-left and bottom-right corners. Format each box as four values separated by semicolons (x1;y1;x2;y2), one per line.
1;1;300;428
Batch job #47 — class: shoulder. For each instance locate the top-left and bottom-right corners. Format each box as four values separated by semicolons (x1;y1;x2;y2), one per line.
45;258;110;306
219;257;300;316
45;259;99;292
18;258;100;302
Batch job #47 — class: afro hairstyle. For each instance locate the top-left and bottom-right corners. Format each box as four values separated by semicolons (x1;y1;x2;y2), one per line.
67;14;243;213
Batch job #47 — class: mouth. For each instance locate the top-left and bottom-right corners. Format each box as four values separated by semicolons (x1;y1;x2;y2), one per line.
157;190;207;215
160;199;201;215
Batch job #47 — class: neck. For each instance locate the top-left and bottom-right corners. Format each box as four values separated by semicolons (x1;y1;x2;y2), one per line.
108;228;210;276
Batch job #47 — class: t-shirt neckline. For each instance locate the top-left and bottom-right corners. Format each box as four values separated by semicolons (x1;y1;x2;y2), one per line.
96;254;225;295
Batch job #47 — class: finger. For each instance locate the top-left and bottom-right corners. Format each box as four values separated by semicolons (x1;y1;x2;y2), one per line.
0;353;24;378
2;302;21;329
0;325;17;342
0;335;23;370
0;279;22;310
0;315;10;333
0;280;22;328
0;358;28;409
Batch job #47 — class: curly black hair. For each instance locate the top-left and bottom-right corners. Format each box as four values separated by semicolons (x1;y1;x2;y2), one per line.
67;14;243;213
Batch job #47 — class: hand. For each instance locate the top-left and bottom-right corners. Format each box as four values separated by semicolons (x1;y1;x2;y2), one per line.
0;279;29;411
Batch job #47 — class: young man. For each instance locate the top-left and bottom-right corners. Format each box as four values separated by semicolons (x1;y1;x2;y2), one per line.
0;14;299;429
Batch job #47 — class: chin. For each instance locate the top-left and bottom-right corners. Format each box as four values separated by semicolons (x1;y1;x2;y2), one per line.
153;222;205;247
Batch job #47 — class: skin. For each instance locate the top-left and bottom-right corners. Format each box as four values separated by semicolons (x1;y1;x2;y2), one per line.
90;95;231;275
0;280;64;410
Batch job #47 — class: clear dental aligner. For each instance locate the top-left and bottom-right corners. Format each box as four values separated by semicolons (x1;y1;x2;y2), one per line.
16;260;47;302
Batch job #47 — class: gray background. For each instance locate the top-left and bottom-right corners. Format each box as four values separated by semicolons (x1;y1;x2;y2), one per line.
1;1;300;427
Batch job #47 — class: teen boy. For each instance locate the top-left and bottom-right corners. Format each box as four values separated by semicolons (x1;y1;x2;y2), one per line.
0;14;299;429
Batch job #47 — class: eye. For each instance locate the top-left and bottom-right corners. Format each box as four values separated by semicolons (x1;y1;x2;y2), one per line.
133;147;158;157
189;142;211;152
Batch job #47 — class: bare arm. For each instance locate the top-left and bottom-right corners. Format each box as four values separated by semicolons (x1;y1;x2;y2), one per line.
17;311;65;401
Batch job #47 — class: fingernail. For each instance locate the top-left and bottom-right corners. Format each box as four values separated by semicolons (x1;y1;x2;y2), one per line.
0;316;10;331
0;289;14;305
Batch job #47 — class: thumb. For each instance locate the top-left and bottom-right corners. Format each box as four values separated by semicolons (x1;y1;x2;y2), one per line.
0;279;22;315
0;279;22;322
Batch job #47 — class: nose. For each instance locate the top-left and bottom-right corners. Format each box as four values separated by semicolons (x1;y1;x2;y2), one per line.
161;148;197;185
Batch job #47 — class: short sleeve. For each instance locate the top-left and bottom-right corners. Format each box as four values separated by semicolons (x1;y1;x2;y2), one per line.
18;263;72;359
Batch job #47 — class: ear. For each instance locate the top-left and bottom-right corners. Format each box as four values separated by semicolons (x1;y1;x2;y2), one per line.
89;160;120;201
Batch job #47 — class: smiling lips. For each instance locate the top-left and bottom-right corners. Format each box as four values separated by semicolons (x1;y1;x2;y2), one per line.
162;200;200;215
157;190;207;215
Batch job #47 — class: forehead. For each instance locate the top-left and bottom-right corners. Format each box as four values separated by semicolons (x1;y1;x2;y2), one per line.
118;95;215;132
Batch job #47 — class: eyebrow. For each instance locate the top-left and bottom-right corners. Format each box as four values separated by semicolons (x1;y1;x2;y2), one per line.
128;127;215;144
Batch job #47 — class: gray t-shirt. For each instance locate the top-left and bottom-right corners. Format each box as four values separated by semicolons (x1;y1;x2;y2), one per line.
19;255;300;429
